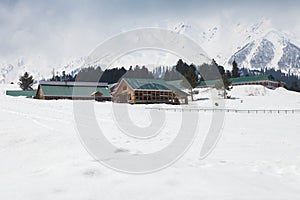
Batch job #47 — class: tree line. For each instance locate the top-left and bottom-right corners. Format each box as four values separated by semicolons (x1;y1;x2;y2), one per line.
19;58;300;93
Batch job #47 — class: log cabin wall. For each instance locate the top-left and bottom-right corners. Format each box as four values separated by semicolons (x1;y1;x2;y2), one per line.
113;80;135;103
36;86;45;99
112;78;188;105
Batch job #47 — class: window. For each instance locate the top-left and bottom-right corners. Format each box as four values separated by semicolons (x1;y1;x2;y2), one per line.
123;86;127;90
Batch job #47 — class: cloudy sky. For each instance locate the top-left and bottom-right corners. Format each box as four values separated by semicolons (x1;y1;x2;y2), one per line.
1;0;300;69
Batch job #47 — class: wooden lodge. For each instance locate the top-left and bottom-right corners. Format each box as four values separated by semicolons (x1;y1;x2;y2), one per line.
36;81;111;101
112;78;188;104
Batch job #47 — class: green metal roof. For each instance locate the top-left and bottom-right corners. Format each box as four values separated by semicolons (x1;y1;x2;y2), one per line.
108;83;118;90
165;84;189;97
6;90;37;97
123;78;172;91
198;79;220;87
198;75;279;87
122;78;188;97
230;75;278;84
166;80;188;90
40;85;111;97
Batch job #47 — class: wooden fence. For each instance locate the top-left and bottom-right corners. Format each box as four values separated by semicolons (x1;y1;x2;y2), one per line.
146;107;300;114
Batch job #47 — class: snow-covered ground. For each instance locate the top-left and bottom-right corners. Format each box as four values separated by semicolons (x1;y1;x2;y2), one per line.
0;85;300;199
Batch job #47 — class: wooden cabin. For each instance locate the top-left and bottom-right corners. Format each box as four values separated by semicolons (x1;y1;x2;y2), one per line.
36;81;111;101
112;78;188;104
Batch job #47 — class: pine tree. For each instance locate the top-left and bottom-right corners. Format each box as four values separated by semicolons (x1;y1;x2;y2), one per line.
290;81;300;92
215;75;232;99
18;72;34;90
232;60;240;78
226;70;232;78
185;66;199;101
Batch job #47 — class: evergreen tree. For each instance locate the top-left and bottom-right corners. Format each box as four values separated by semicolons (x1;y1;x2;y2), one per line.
62;71;66;81
174;60;199;101
18;72;34;90
232;60;240;78
290;81;300;92
215;75;232;99
184;64;199;101
175;59;188;75
163;67;182;81
226;70;232;78
199;59;224;81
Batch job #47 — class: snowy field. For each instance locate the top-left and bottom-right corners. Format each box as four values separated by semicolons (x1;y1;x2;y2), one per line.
1;84;300;199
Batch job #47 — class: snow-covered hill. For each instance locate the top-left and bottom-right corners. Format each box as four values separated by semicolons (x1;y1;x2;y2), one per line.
1;84;300;199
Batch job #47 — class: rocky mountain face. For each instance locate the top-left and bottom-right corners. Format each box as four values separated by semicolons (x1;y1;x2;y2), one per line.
228;30;300;75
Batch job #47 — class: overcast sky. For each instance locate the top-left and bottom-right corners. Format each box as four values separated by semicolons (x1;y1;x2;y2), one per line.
1;0;300;68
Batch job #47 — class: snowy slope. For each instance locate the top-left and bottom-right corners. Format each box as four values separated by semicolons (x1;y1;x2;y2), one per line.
0;85;300;199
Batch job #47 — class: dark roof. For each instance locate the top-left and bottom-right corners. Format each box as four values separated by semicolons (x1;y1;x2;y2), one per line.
39;81;108;87
198;75;280;87
166;80;189;90
230;75;279;84
122;78;188;97
39;85;111;97
198;79;220;87
123;78;171;91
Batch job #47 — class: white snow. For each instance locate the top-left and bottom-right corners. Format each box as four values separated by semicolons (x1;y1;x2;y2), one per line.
0;84;300;199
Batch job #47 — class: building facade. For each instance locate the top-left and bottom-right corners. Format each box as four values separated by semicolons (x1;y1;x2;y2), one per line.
36;81;111;101
112;78;188;104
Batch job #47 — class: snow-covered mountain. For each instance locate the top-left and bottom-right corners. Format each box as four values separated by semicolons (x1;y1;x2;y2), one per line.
0;57;88;84
228;30;300;74
1;19;300;84
170;19;300;75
